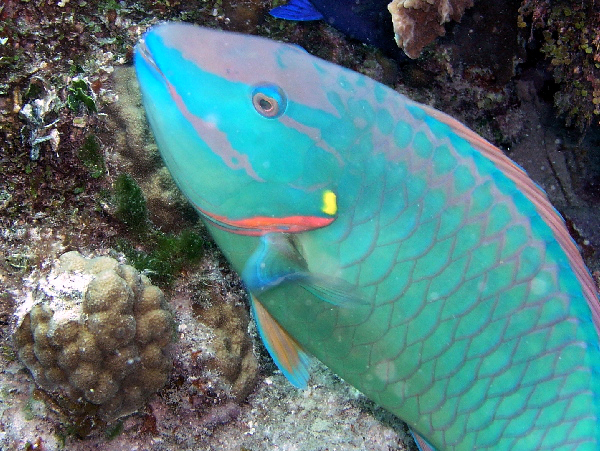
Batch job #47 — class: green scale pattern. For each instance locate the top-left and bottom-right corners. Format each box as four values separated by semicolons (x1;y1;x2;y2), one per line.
135;24;600;451
249;68;600;450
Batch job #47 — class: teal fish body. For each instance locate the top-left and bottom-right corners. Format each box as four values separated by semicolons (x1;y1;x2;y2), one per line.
135;23;600;450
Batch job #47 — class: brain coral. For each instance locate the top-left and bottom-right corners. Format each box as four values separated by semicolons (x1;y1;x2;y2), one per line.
13;251;175;420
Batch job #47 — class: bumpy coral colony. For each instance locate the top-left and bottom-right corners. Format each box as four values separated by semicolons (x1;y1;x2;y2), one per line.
13;251;175;420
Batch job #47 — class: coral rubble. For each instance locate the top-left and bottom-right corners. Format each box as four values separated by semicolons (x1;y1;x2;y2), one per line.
13;251;175;420
188;268;260;402
387;0;475;58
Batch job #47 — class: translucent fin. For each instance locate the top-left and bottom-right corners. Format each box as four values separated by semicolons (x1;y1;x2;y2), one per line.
409;428;438;451
251;294;311;388
418;102;600;329
242;234;366;307
270;0;323;21
299;275;367;306
242;233;308;292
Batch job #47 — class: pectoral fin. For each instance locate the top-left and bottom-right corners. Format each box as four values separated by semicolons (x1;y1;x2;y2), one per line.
242;233;366;307
250;294;311;389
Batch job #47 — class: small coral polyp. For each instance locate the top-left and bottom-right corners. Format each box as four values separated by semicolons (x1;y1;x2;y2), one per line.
13;251;175;420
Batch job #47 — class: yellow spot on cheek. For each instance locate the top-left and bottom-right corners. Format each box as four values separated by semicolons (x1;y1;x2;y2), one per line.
322;190;337;215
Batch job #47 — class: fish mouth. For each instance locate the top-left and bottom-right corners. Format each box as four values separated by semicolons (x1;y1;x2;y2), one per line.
136;38;166;82
137;39;157;71
135;33;336;237
196;205;335;236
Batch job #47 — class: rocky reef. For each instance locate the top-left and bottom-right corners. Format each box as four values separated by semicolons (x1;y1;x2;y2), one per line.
518;0;600;130
13;251;175;420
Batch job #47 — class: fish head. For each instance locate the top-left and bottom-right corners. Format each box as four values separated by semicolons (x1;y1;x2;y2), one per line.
134;23;343;235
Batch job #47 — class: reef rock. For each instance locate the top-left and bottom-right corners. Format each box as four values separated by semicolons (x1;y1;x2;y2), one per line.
13;251;175;421
388;0;474;58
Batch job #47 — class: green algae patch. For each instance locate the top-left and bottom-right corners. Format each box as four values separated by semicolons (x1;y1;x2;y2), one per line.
78;135;106;179
67;79;97;113
111;172;206;284
115;229;205;285
104;420;124;440
114;173;148;234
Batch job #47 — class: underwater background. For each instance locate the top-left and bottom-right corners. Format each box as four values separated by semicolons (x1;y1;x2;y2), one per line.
1;0;600;449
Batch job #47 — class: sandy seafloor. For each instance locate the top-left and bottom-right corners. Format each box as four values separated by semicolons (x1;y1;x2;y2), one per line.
1;1;600;450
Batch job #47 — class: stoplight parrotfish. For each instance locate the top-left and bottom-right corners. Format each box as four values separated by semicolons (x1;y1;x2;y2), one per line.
134;23;600;450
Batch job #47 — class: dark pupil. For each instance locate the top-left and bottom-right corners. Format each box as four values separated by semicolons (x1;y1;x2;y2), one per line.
259;97;274;111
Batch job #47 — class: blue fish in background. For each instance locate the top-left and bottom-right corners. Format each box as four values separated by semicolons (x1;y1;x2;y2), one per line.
270;0;402;56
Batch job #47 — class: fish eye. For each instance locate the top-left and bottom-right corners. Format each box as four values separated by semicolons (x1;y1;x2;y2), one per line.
252;84;287;118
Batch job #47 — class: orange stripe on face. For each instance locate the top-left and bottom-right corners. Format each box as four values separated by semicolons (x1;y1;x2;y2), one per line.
196;206;334;236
